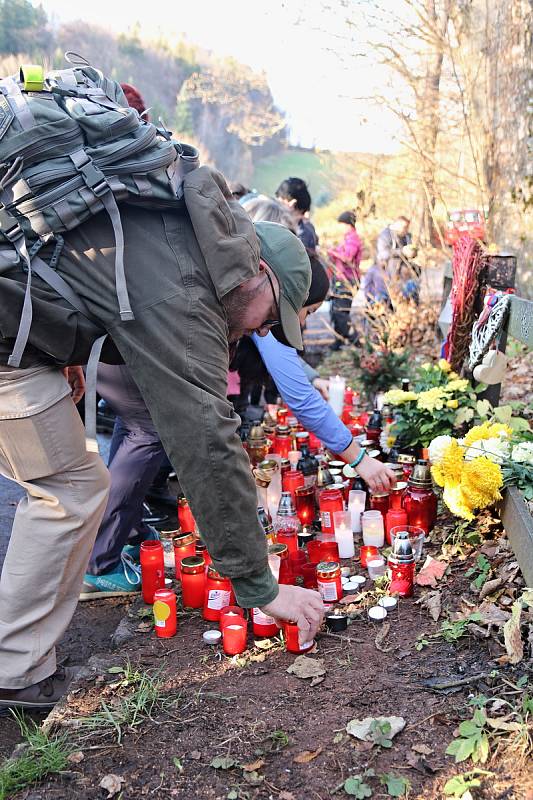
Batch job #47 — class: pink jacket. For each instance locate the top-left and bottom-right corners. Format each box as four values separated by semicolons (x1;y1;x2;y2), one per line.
328;228;363;283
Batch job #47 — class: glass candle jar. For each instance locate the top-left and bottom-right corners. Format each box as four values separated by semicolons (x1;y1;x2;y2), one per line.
319;537;340;562
219;605;245;630
283;620;315;654
177;496;196;533
195;541;212;568
316;561;343;605
295;485;315;527
295;431;310;451
301;562;318;589
319;488;344;535
390;525;425;561
203;567;235;622
333;510;355;558
370;492;390;518
159;529;178;569
277;406;289;424
152;589;177;638
289;549;308;579
361;510;385;547
359;544;380;568
403;485;438;535
140;541;165;604
282;469;305;504
252;606;279;638
173;532;197;580
297;528;315;550
307;538;323;564
275;525;299;556
307;431;322;455
297;445;319;487
222;619;248;655
181;555;206;609
385;483;408;545
388;558;415;597
269;542;293;585
273;426;292;459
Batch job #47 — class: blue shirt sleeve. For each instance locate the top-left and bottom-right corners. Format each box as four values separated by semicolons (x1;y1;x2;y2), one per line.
252;332;352;454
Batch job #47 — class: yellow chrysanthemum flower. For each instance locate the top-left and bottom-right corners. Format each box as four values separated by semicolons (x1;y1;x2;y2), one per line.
445;379;470;393
463;422;512;447
417;387;448;412
461;456;503;509
443;483;474;521
446;399;459;409
448;371;460;380
430;439;465;487
438;358;451;372
382;389;418;405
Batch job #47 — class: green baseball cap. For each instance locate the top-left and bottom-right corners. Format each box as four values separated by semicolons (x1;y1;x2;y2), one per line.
254;221;311;351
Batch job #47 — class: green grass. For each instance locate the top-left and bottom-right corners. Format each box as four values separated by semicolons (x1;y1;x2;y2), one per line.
251;149;333;200
0;713;73;800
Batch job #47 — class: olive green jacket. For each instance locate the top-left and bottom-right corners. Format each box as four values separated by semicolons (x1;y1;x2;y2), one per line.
0;167;278;608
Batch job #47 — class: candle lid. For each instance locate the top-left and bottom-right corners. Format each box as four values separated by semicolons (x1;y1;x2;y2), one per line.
258;459;279;474
391;482;408;493
370;491;389;498
203;630;222;644
181;555;205;572
172;532;196;546
268;543;288;558
316;560;340;575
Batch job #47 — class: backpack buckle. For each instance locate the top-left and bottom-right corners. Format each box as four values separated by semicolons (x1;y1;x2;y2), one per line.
0;205;23;242
69;150;109;197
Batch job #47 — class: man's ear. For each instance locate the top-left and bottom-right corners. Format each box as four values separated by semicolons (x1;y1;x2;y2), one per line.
257;259;266;273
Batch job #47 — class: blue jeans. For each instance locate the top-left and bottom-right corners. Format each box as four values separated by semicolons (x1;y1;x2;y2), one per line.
86;364;166;575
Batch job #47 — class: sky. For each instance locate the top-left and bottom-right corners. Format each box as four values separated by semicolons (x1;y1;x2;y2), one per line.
40;0;403;154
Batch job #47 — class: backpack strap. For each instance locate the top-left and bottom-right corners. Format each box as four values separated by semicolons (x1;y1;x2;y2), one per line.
85;334;107;453
0;77;34;130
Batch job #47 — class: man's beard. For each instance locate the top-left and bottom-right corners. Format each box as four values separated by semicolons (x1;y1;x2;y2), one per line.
223;281;265;343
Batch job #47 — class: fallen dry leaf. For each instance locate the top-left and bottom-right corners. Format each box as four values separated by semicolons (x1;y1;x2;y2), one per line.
477;600;511;627
479;577;504;599
339;593;364;605
374;621;391;652
310;675;325;687
189;750;201;760
486;716;523;733
67;751;84;764
503;601;524;664
346;716;405;741
286;655;326;681
293;746;323;764
415;556;448;588
278;792;296;800
99;774;125;798
242;758;265;772
411;743;433;755
417;590;441;621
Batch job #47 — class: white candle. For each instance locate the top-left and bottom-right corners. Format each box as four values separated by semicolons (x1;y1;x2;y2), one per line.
333;510;355;558
267;455;282;519
349;490;366;533
362;510;384;547
367;557;386;580
268;554;281;581
328;374;345;416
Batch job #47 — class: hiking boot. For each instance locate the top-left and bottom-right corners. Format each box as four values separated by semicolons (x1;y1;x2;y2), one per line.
79;553;141;601
122;525;160;562
0;666;79;710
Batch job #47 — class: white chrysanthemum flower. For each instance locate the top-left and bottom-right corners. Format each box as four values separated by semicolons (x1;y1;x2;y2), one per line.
511;442;533;464
464;436;510;464
428;435;453;465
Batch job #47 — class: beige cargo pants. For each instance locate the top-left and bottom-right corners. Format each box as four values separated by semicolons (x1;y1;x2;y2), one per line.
0;365;109;689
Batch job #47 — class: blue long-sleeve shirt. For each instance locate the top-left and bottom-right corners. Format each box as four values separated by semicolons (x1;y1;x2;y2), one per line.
252;332;352;454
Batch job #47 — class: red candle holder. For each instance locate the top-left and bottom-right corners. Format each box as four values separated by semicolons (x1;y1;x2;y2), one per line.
308;431;322;454
195;541;212;567
283;469;305;503
180;555;206;608
389;560;415;597
252;607;279;638
222;619;248;655
316;561;342;605
289;549;308;579
173;532;197;580
203;567;235;622
153;589;177;638
140;540;165;604
359;545;379;568
219;605;245;630
307;538;323;564
319;488;344;535
385;508;408;545
319;537;340;562
177;497;196;533
283;621;315;654
370;492;390;517
295;485;315;527
301;562;318;589
275;526;299;556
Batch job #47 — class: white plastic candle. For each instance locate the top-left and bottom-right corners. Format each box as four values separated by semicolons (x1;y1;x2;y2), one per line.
333;510;355;558
267;455;282;519
328;375;345;416
362;510;385;547
349;490;366;533
268;554;281;581
367;556;386;580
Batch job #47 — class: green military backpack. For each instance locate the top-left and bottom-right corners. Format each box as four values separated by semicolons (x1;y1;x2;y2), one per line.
0;53;199;366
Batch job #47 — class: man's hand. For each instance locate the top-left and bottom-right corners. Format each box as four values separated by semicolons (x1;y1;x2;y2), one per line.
357;454;396;493
260;584;325;645
312;377;330;400
63;366;85;404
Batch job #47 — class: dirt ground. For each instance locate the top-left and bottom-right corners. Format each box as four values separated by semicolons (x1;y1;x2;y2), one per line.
6;512;531;800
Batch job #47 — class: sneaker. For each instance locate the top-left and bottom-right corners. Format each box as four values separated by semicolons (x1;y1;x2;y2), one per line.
79;553;141;601
145;481;177;510
0;666;79;710
122;525;160;562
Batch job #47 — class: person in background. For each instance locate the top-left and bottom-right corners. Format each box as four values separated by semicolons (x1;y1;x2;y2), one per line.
327;211;363;285
376;215;412;271
276;177;319;255
374;216;420;304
